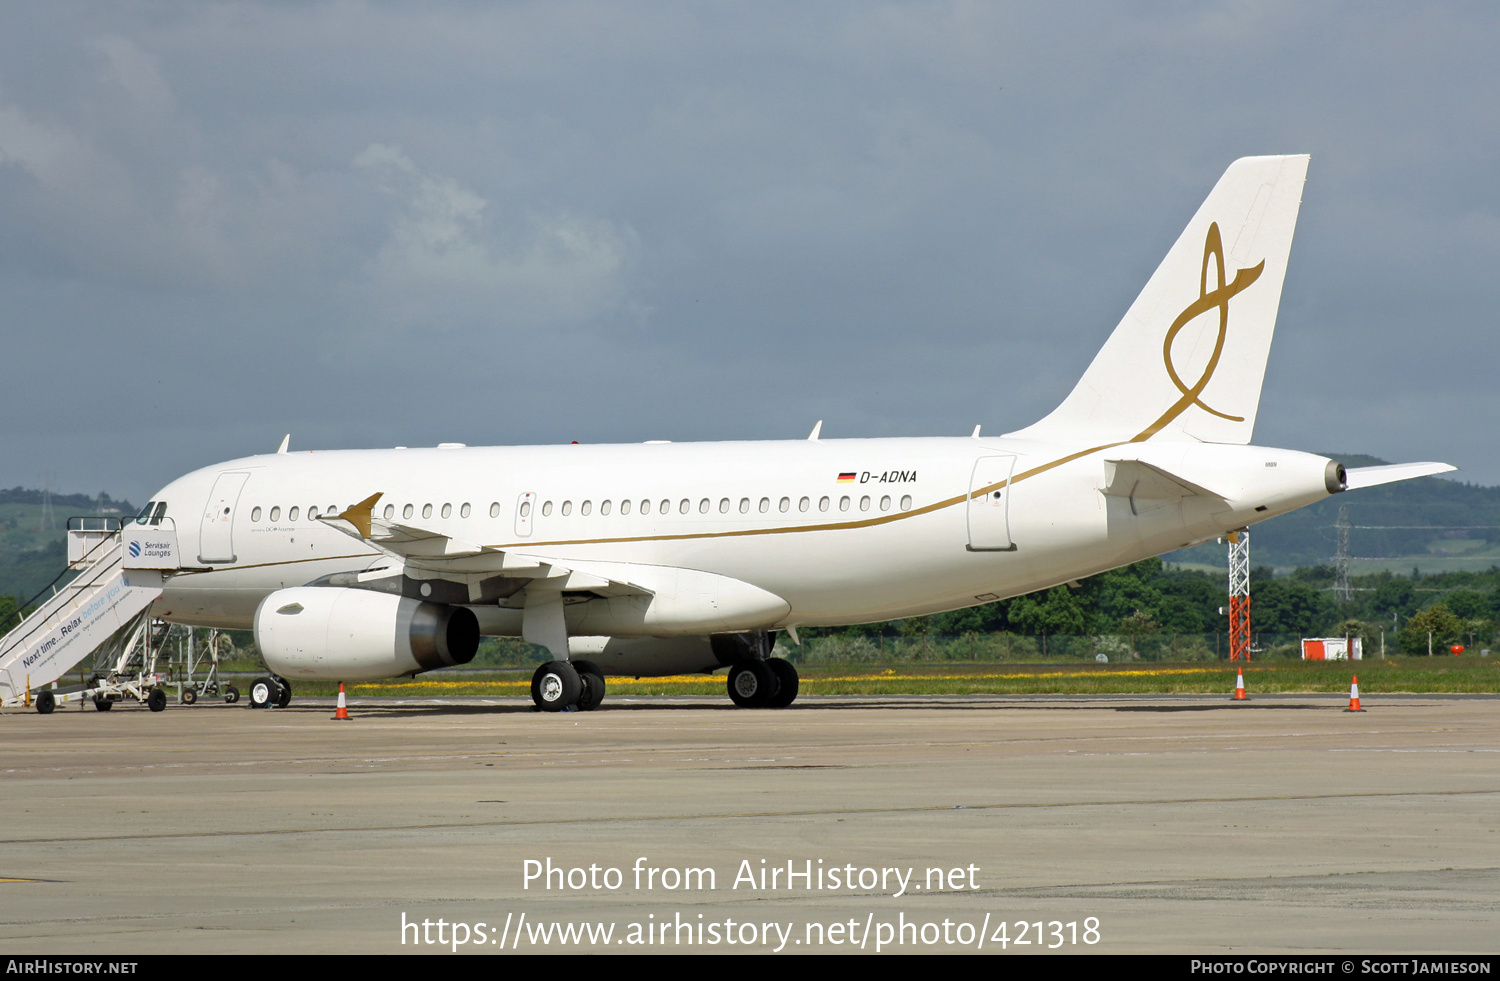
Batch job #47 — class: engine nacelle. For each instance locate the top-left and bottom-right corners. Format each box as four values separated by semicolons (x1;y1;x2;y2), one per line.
254;586;479;681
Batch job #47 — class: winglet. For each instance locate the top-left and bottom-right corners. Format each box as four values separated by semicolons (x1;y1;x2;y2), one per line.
808;420;823;441
276;434;290;454
338;493;384;539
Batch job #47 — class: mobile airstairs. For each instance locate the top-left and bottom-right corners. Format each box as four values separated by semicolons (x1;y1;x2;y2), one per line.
0;517;198;713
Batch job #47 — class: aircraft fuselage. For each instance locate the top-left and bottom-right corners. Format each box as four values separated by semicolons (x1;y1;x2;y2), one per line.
147;435;1338;635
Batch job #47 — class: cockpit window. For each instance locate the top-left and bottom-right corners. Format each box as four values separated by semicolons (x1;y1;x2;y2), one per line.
150;502;168;526
136;502;155;525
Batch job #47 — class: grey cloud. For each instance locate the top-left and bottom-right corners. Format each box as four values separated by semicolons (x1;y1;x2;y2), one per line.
0;2;1497;504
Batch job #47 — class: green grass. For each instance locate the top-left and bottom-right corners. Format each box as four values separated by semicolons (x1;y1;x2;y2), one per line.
268;657;1500;698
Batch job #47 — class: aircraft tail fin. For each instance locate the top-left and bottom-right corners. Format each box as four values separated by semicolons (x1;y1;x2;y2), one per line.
1007;154;1310;446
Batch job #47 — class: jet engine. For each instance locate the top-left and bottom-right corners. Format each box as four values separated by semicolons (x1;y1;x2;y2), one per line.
253;586;479;681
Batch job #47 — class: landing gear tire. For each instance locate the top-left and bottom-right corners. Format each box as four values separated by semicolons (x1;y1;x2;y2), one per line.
223;686;239;704
249;677;278;709
35;690;55;715
94;695;113;711
531;661;581;712
146;688;167;712
181;688;198;705
765;657;799;708
727;660;779;708
573;660;606;712
274;678;292;708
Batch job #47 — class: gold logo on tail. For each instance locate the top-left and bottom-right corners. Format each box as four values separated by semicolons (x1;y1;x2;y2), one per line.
1133;222;1264;441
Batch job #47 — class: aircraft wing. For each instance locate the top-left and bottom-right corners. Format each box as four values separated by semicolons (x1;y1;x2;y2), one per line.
316;494;638;596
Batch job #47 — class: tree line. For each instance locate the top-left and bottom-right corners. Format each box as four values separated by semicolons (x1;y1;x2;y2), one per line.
803;558;1500;656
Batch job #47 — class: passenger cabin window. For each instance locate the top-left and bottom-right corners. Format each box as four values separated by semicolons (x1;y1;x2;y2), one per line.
679;499;689;514
581;501;592;516
758;498;769;513
779;497;790;512
441;503;452;518
900;494;912;511
384;504;395;519
620;500;631;515
309;506;320;519
541;501;553;516
491;502;501;518
799;497;809;512
562;501;572;516
460;503;471;518
639;499;651;515
403;504;414;519
819;496;830;512
739;498;749;514
289;506;300;521
422;504;433;519
270;506;281;521
251;507;262;522
601;500;612;515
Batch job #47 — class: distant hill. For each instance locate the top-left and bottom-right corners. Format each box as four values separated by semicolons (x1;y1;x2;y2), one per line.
0;490;135;602
0;487;133;513
1164;454;1500;571
1;464;1496;604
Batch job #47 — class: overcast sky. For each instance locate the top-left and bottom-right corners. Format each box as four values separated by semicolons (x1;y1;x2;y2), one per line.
2;2;1497;504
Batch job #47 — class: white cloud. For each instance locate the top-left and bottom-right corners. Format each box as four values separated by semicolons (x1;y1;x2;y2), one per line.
352;143;636;331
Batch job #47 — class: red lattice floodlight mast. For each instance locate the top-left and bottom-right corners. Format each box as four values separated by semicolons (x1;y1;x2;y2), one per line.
1228;529;1251;661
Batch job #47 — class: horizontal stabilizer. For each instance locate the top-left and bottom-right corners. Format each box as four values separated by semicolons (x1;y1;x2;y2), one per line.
1345;462;1457;490
1102;459;1225;501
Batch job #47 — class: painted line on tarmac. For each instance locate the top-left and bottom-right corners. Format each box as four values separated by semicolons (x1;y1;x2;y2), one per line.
2;787;1496;846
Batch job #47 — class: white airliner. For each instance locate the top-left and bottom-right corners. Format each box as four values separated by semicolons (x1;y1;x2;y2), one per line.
129;154;1451;711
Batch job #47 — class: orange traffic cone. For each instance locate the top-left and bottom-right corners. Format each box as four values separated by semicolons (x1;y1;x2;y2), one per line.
1231;668;1249;701
1344;675;1365;712
332;682;351;720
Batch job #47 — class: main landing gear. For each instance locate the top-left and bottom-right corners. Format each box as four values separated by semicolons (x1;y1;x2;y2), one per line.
530;660;606;712
712;630;799;708
727;656;798;708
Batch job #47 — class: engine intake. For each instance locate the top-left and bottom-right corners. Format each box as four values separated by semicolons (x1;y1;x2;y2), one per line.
254;586;479;681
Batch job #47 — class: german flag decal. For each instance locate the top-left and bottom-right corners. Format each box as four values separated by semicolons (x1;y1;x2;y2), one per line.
837;472;857;483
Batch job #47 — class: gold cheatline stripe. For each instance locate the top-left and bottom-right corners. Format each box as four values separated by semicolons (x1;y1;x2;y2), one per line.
173;442;1128;578
172;552;380;576
479;440;1131;551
